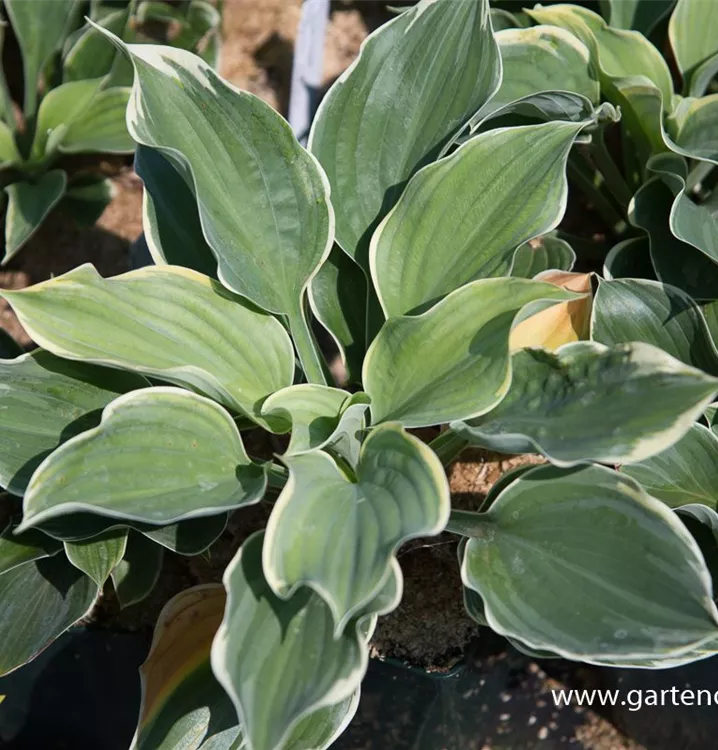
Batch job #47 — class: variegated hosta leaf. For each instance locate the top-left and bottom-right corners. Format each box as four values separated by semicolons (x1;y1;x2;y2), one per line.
630;175;718;300
0;527;62;576
602;0;674;35
511;235;576;278
4;0;80;114
211;531;371;750
476;91;604;132
451;342;718;466
665;95;718;165
260;385;369;460
308;0;500;268
112;529;164;609
0;553;98;677
622;424;718;509
143;515;228;556
485;26;599;116
64;528;128;586
603;237;655;281
133;584;360;750
132;584;239;750
0;264;294;428
669;0;718;96
264;423;448;630
3;171;68;263
526;4;674;107
591;278;718;374
18;388;267;531
609;76;666;169
0;350;145;496
509;270;592;352
458;463;718;665
134;145;217;277
370;121;593;318
364;278;578;427
99;30;332;352
647;153;718;268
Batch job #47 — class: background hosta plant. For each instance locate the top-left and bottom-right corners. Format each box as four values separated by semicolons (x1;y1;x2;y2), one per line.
0;0;221;262
2;0;718;747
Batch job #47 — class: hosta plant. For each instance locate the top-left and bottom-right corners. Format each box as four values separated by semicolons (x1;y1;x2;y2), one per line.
2;0;718;747
0;0;220;262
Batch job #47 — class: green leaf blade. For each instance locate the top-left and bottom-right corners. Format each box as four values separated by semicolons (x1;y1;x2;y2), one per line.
112;36;332;321
623;423;718;509
0;554;97;677
669;0;718;95
263;423;448;630
19;388;267;530
364;278;578;428
60;87;134;153
461;464;718;664
308;0;501;268
5;0;81;115
0;350;145;496
591;278;718;374
0;264;295;427
452;342;718;466
371;121;589;318
210;532;367;750
488;26;599;115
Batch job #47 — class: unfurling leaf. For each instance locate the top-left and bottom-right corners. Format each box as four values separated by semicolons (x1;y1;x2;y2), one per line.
64;528;128;586
264;423;447;630
211;532;368;750
261;386;370;464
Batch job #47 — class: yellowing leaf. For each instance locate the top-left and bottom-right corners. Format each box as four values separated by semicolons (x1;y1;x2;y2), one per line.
138;585;226;735
510;271;592;351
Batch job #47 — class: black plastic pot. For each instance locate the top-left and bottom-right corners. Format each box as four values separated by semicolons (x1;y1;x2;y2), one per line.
3;626;718;749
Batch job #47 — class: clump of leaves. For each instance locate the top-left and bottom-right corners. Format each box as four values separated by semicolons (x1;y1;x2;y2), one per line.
2;0;718;747
0;0;220;261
